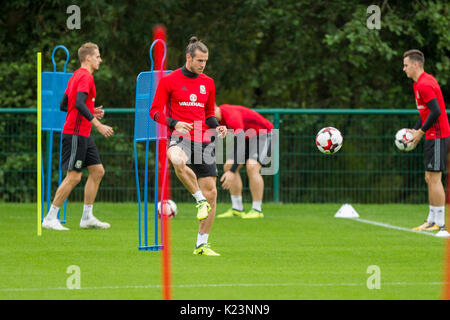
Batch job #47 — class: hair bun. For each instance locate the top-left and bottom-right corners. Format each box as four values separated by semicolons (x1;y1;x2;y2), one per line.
189;36;199;44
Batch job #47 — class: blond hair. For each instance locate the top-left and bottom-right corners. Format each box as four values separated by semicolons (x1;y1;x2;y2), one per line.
78;42;99;63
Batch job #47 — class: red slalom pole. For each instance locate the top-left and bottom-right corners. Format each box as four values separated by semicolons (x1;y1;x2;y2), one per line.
154;25;170;208
153;24;172;301
160;160;171;300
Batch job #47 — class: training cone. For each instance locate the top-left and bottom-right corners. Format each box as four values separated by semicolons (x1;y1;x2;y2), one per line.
334;204;359;218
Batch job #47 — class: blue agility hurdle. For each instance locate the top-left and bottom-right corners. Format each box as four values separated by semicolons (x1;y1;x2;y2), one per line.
41;45;72;223
134;39;171;251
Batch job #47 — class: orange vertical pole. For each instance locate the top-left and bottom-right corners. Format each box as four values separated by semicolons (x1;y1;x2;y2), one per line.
153;25;171;301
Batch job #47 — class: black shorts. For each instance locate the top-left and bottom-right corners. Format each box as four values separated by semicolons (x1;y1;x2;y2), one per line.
226;133;273;166
168;135;218;178
424;137;449;172
61;134;102;172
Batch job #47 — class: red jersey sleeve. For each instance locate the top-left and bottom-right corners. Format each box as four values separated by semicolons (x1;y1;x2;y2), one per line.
205;79;215;119
150;76;170;124
418;83;436;103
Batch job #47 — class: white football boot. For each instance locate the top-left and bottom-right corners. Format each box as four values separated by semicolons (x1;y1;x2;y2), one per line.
80;216;110;229
435;227;450;238
42;218;69;231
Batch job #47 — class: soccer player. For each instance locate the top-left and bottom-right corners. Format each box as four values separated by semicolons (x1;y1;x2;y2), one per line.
42;42;114;231
402;49;450;237
150;37;227;256
215;104;274;219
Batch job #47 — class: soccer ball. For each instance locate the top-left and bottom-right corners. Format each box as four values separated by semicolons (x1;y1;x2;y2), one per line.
394;128;415;151
157;200;177;219
316;127;343;154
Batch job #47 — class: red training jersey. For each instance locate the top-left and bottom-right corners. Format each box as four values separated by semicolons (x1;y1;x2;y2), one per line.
218;104;274;138
150;68;215;143
62;68;96;137
413;72;450;139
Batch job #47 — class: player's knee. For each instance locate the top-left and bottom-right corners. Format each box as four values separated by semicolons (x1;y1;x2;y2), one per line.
67;172;82;186
168;150;187;169
246;163;261;176
425;172;441;186
207;190;217;205
224;163;242;172
203;184;217;202
92;166;105;180
171;158;188;174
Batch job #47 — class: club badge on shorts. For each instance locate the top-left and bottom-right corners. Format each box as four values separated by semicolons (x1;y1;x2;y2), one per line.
75;160;83;169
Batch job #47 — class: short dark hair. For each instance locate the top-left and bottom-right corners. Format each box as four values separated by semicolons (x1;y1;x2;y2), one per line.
186;36;208;58
404;49;424;67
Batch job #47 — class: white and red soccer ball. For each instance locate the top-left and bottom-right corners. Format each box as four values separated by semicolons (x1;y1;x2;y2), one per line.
316;127;343;154
157;200;177;219
394;128;415;151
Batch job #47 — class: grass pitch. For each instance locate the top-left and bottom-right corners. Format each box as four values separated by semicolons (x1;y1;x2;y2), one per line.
0;202;446;300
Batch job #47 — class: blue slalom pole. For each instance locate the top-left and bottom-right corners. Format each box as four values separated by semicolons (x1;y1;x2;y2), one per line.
154;139;159;247
41;153;45;221
144;139;149;248
134;139;142;248
46;131;54;215
57;133;67;223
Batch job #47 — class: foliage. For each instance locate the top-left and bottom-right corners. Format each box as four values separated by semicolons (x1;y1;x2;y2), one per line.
0;1;448;203
1;0;448;109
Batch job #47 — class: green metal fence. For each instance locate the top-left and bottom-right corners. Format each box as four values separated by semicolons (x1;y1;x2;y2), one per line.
0;108;434;204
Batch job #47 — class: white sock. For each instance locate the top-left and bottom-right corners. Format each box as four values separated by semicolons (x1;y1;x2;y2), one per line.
196;232;209;248
82;204;93;221
427;206;436;224
231;195;243;211
192;190;206;202
252;201;262;212
46;205;60;220
432;205;445;227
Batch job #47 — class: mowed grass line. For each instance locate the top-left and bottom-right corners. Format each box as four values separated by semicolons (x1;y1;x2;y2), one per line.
0;203;445;299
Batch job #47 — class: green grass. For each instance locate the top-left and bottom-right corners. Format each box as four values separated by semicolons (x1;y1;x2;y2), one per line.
0;202;446;300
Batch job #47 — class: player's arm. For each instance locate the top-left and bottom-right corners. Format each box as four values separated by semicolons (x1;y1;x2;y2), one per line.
91;117;113;138
220;129;245;189
73;74;113;137
220;114;245;188
420;98;441;132
411;84;439;144
150;78;188;131
205;116;226;138
74;74;96;121
229;130;245;173
153;112;180;129
412;118;422;130
411;98;440;143
59;94;68;112
224;113;245;173
94;105;104;119
74;91;113;137
204;80;226;138
75;92;94;121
